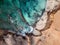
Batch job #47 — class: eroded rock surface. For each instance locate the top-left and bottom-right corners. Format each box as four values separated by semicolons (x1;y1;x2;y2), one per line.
0;0;60;45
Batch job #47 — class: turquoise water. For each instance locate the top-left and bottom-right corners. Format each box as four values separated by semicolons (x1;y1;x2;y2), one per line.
0;0;47;36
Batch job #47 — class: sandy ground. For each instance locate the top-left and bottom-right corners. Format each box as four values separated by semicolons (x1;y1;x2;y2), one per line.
0;9;60;45
31;10;60;45
0;0;60;45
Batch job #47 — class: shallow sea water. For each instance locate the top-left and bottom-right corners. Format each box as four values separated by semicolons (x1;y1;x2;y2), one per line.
0;0;47;36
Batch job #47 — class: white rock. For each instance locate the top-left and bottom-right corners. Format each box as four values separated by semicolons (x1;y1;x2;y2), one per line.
36;12;48;30
32;29;41;36
45;0;60;12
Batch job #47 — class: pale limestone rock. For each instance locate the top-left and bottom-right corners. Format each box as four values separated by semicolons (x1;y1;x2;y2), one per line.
45;0;60;12
35;0;60;31
4;34;16;45
36;12;48;30
32;29;41;36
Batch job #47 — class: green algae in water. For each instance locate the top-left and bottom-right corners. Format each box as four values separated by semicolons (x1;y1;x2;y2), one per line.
0;0;47;36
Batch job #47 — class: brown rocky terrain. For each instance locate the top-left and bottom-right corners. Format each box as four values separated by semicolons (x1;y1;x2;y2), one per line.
0;0;60;45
